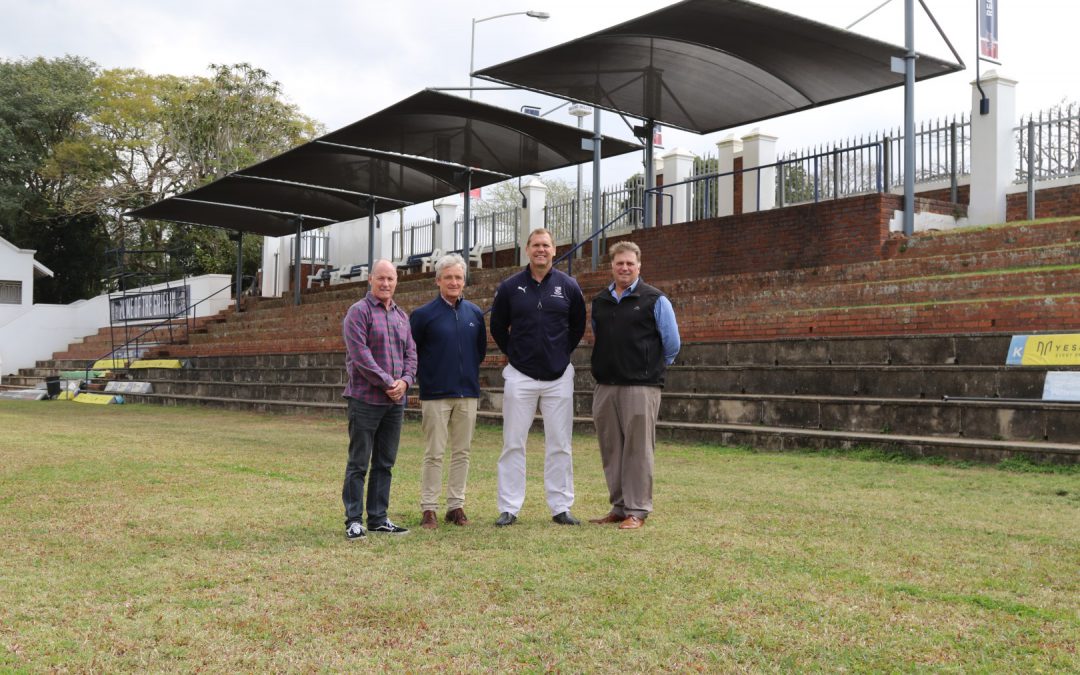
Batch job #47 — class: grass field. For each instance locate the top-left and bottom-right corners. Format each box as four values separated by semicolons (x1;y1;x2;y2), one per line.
1;400;1077;672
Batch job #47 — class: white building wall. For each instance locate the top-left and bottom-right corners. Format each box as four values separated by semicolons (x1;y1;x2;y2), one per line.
0;274;231;376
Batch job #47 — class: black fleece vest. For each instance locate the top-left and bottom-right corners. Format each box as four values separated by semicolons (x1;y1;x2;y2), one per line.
590;282;666;387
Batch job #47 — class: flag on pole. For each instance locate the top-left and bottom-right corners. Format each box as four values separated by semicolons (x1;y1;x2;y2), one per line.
979;0;998;60
466;188;481;200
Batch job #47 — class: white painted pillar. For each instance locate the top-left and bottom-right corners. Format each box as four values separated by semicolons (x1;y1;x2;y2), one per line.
716;136;740;217
968;70;1017;226
741;129;778;213
373;211;397;262
260;236;280;297
433;199;458;253
519;176;547;264
661;147;697;225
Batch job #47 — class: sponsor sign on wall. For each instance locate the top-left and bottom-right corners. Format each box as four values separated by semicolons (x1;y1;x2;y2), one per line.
109;286;190;322
1006;334;1080;366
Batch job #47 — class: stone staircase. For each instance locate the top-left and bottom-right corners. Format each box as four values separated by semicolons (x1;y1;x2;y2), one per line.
15;216;1080;462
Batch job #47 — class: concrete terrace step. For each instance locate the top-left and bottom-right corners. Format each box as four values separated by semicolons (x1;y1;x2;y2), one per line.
883;219;1080;260
678;293;1080;341
117;391;1079;464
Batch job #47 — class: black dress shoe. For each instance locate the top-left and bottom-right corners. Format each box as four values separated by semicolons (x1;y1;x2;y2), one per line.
552;511;580;526
495;512;517;527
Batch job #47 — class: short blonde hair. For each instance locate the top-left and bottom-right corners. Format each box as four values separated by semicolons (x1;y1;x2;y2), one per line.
526;227;554;247
609;240;641;262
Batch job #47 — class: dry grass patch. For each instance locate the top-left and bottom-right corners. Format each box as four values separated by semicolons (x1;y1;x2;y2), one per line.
1;401;1077;671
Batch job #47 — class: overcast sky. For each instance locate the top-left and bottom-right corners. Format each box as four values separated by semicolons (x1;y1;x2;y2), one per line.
2;0;1076;190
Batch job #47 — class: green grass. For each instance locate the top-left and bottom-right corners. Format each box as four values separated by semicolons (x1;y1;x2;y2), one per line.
1;401;1077;672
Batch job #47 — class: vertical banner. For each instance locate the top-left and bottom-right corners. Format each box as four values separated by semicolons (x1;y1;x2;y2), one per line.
979;0;998;60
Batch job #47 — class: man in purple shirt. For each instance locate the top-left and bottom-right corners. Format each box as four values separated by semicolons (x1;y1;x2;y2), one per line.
341;259;417;539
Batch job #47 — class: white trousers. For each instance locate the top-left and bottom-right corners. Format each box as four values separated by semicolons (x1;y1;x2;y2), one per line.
496;363;575;516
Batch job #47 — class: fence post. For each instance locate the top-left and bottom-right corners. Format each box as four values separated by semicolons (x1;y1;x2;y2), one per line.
950;121;958;203
777;159;786;208
883;136;892;191
1027;118;1036;220
832;148;840;200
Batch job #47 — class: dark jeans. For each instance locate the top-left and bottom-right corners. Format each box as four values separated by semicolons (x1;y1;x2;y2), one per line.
343;398;404;528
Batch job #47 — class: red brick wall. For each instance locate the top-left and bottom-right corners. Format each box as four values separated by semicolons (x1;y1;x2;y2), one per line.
917;184;970;205
592;193;897;281
1007;183;1080;221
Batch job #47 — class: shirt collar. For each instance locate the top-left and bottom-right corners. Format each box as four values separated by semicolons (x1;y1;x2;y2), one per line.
608;277;640;299
364;292;396;311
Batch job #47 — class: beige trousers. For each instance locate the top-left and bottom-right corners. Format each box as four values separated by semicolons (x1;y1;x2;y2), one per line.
591;384;662;519
420;397;478;511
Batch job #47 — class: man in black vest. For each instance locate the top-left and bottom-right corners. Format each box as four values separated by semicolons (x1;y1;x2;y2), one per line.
589;241;680;530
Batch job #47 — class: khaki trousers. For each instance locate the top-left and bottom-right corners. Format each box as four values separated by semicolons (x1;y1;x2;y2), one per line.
591;384;661;519
420;397;478;511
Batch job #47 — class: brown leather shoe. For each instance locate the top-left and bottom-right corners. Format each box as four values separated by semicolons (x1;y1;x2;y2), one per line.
588;512;624;525
445;507;469;526
618;515;645;530
420;510;438;530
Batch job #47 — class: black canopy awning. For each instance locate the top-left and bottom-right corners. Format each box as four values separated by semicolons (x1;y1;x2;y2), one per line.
322;89;641;175
475;0;964;134
126;90;642;234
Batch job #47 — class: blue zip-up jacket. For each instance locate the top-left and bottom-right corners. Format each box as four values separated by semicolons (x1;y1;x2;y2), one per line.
409;295;487;400
490;265;586;381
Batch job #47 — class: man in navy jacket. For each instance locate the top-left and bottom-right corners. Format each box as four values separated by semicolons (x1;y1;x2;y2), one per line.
489;228;586;527
409;253;487;529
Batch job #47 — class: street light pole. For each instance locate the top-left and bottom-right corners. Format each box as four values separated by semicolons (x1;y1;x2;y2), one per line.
469;10;550;99
568;104;591;258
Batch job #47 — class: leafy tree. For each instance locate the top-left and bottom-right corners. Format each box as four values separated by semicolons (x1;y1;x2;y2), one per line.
0;55;111;302
0;58;323;299
472;176;576;216
163;63;322;185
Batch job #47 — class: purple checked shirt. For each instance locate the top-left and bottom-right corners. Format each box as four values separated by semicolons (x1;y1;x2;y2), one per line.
342;292;417;405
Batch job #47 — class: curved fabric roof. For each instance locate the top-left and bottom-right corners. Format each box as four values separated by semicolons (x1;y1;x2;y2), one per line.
323;89;639;176
127;90;642;236
475;0;965;134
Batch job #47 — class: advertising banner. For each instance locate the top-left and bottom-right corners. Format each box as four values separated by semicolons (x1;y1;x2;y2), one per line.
1006;334;1080;366
979;0;998;60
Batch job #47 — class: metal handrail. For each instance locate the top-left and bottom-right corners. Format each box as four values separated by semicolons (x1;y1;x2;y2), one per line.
554;207;644;276
81;281;241;388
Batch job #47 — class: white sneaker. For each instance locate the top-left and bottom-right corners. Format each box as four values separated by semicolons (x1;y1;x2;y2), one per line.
345;522;366;540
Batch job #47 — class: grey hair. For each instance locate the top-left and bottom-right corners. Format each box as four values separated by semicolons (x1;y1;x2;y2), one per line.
434;253;466;278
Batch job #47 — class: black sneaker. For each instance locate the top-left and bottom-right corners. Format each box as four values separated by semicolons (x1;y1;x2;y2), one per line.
552;511;581;526
370;520;410;535
494;512;517;527
345;522;366;540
